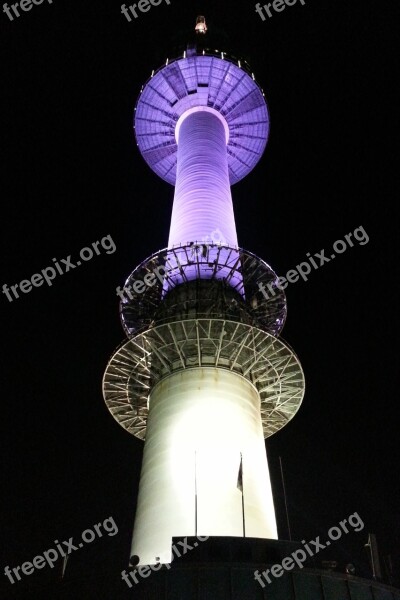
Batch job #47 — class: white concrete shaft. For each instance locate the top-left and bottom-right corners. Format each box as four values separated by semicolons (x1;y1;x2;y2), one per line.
131;367;277;566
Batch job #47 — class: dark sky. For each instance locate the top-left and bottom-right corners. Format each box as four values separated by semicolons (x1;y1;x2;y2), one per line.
1;0;399;597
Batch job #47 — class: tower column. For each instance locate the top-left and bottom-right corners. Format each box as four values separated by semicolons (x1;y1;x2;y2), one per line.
168;109;238;249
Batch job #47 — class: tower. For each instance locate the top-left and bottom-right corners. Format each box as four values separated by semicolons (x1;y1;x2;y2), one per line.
102;18;305;567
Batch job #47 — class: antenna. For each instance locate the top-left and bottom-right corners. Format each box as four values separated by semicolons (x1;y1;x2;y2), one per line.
279;456;292;541
365;533;382;580
61;554;68;580
194;450;198;537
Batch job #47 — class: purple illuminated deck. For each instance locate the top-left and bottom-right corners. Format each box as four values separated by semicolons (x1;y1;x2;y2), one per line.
134;51;270;185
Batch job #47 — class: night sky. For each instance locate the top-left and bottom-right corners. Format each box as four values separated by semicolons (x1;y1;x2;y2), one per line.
1;0;399;597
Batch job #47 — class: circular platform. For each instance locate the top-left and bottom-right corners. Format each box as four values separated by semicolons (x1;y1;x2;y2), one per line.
134;49;269;185
103;318;304;440
119;243;287;337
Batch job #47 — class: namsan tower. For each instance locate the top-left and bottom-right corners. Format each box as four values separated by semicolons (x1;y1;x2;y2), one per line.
102;16;305;568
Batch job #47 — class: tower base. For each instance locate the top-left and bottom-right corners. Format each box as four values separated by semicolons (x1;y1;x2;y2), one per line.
124;537;400;599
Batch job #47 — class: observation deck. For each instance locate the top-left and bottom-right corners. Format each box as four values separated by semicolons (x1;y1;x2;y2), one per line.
134;47;270;185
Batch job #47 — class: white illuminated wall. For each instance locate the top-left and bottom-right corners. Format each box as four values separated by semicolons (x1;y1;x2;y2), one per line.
131;368;278;566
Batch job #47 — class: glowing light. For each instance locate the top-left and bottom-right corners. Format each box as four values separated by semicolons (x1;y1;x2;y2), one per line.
167;109;243;290
169;110;237;249
131;369;278;565
195;15;207;34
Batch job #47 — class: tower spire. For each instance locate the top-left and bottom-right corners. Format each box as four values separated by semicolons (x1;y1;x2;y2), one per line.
195;15;207;35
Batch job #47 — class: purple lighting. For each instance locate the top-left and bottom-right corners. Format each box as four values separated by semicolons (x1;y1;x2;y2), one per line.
166;108;243;288
169;109;236;248
134;51;270;292
135;50;269;297
134;52;270;186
